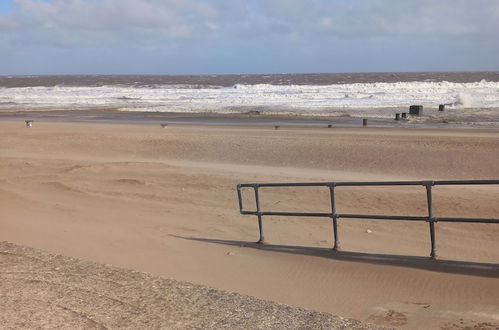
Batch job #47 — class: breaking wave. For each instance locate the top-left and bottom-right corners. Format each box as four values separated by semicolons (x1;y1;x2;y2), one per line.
1;81;498;118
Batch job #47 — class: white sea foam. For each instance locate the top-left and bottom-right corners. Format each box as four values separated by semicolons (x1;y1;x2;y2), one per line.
454;92;475;107
1;81;498;120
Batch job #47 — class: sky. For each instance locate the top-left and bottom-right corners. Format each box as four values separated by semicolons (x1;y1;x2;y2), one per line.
0;0;498;75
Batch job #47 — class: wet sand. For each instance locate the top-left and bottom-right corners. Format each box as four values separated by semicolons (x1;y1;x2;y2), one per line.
0;120;498;329
2;108;499;129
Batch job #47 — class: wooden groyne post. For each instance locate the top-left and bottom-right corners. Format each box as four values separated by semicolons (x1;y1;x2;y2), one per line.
409;105;423;116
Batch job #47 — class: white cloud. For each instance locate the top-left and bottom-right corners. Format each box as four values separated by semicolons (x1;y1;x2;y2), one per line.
2;0;498;46
0;0;498;74
262;0;499;39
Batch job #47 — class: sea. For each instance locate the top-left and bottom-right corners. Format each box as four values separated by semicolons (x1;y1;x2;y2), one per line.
1;72;499;128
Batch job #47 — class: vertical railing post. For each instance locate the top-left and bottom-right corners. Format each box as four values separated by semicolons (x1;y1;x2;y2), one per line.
236;184;243;213
254;185;265;244
425;181;437;259
329;183;340;251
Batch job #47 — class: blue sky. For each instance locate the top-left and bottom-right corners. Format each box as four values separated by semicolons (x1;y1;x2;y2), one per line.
0;0;13;14
1;0;499;75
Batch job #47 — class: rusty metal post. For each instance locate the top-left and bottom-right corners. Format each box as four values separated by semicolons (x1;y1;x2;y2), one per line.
329;184;340;250
425;182;437;259
254;185;265;243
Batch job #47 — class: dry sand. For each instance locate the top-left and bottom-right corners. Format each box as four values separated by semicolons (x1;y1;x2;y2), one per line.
0;241;377;329
1;120;498;329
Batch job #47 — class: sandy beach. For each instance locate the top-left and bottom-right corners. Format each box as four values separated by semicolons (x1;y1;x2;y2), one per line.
0;241;378;329
1;120;498;329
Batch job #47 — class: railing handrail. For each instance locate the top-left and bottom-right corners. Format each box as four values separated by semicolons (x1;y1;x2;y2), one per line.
236;179;499;259
238;179;499;188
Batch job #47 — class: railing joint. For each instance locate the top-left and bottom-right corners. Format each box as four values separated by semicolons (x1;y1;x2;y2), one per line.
423;180;434;187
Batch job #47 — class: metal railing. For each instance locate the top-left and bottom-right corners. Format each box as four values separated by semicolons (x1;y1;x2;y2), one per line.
236;180;499;259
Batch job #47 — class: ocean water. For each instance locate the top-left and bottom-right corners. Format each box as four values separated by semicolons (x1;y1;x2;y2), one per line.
1;72;499;127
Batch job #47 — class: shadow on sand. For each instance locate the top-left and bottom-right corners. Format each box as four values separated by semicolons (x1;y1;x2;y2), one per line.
171;235;499;278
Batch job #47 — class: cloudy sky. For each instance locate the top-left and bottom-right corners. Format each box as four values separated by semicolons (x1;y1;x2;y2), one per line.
1;0;498;75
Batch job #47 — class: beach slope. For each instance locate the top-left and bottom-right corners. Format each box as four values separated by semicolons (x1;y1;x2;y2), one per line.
0;121;498;329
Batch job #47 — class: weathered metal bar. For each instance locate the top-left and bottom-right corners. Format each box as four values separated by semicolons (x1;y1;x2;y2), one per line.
241;211;499;224
436;217;499;223
254;185;265;243
238;179;499;189
240;181;424;188
239;182;332;188
240;211;259;215
329;184;340;250
244;211;429;221
433;180;499;185
425;182;437;259
335;181;426;187
337;214;428;221
260;211;332;217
